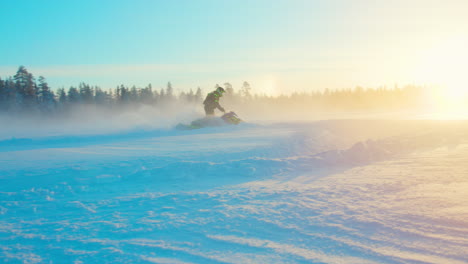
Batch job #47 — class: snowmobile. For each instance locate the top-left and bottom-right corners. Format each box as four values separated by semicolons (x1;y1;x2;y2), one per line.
176;111;242;130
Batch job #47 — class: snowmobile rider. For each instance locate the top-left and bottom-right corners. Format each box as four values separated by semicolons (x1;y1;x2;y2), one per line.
203;86;226;116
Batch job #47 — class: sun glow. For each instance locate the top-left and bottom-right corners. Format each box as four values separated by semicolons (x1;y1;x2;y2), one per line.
413;36;468;119
258;75;280;96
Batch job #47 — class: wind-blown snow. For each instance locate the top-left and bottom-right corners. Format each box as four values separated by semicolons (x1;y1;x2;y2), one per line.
1;120;467;263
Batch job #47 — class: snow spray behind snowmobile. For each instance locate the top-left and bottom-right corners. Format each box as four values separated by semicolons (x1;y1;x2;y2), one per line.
176;111;242;130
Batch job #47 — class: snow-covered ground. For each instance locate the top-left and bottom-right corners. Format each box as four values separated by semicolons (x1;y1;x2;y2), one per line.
1;120;468;263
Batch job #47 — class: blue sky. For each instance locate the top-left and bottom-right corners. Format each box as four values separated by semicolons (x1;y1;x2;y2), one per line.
1;0;467;94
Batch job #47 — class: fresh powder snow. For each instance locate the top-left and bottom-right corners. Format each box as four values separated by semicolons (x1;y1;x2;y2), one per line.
1;120;467;263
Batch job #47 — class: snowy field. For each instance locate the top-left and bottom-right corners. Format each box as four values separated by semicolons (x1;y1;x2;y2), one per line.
1;119;468;264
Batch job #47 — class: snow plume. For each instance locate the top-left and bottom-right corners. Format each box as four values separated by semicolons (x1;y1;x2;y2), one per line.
0;102;202;140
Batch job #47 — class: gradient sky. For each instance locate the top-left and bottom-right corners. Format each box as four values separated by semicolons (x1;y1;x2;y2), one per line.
1;0;467;94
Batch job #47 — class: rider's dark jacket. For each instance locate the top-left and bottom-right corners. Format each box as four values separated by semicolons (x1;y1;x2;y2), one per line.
203;91;225;115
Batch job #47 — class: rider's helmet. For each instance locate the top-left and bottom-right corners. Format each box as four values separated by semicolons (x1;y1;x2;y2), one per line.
216;87;226;94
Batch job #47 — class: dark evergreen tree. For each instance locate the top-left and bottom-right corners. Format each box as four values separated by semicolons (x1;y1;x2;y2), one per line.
79;83;94;104
0;78;5;109
130;86;138;103
14;66;37;109
94;87;108;105
37;76;56;112
166;82;174;101
118;85;131;104
140;84;154;104
153;88;160;104
57;88;67;107
159;88;165;102
67;87;80;104
115;86;120;100
107;89;114;106
4;78;17;111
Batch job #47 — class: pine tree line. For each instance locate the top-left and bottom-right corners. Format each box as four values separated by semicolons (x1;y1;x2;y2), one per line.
222;82;426;113
0;66;205;114
0;66;427;116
